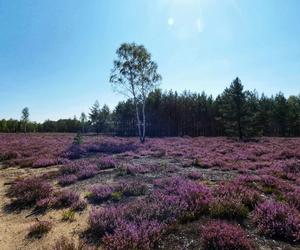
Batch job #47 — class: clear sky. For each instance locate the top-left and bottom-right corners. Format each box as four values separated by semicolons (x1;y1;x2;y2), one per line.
0;0;299;122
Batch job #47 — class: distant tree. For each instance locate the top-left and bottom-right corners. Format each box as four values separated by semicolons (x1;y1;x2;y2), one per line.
100;104;110;132
21;107;29;133
89;101;110;133
217;78;254;140
89;101;101;133
287;95;300;136
80;112;87;133
273;93;287;136
256;94;273;136
110;42;161;143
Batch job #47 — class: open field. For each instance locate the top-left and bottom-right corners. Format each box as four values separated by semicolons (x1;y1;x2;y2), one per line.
0;134;299;250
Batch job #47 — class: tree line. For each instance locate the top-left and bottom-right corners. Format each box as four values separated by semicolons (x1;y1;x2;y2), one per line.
1;80;299;137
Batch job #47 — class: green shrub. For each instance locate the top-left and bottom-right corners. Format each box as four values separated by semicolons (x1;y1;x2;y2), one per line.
111;191;123;201
62;210;75;222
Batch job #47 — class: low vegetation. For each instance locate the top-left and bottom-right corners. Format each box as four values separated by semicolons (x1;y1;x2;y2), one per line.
1;135;300;249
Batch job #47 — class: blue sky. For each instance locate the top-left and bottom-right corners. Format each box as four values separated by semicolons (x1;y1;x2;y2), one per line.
0;0;299;122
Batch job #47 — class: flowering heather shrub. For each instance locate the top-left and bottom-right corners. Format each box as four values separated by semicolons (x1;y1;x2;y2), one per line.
36;197;56;210
88;206;120;236
98;156;117;169
153;176;212;220
102;220;164;250
286;188;300;210
201;221;254;250
58;174;78;186
32;157;59;168
209;181;262;220
89;184;114;203
8;177;53;206
28;220;52;238
146;191;188;222
116;181;147;197
52;190;81;209
76;165;98;180
67;144;85;159
251;200;300;242
215;182;260;209
60;163;81;175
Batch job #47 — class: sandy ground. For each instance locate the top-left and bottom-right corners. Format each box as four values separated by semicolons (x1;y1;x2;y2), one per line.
0;165;90;250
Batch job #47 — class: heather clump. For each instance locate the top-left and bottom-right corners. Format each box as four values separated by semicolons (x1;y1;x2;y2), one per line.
88;184;114;203
76;165;98;180
58;174;78;186
52;190;81;209
88;206;120;236
88;181;147;203
201;220;255;250
251;199;300;242
32;157;59;168
115;181;147;197
153;176;212;221
98;156;117;169
285;187;300;210
209;182;261;220
102;220;165;250
7;177;53;206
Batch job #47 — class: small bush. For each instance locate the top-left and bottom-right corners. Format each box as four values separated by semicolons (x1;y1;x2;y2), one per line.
251;199;300;242
67;145;85;160
98;157;117;169
28;220;52;238
71;199;87;211
116;181;147;197
89;185;113;203
32;157;58;168
102;220;164;250
111;191;123;201
88;207;119;237
58;174;77;186
53;190;80;208
73;133;83;145
201;220;254;250
8;177;53;206
36;197;55;210
76;165;98;180
62;210;75;222
286;188;300;210
210;198;249;220
53;236;96;250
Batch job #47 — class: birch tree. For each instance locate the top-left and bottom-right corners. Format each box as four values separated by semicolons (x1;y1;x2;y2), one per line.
21;107;29;133
110;43;161;143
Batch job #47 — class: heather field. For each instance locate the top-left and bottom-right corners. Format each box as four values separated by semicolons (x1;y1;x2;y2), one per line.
0;134;300;250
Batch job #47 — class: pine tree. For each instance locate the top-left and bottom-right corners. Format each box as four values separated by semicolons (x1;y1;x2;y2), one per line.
89;101;101;133
217;77;254;140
